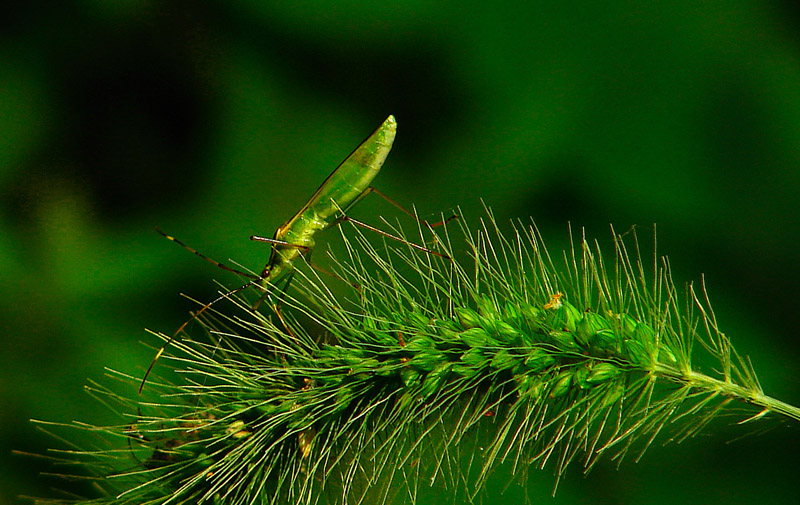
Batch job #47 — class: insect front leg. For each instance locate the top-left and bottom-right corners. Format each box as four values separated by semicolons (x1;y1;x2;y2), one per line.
250;236;358;293
250;270;294;312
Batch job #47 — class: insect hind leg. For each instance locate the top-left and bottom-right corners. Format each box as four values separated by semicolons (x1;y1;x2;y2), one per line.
328;186;456;258
362;187;458;228
336;215;451;259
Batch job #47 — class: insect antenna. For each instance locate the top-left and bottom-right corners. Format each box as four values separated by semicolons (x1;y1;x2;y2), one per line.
142;229;321;393
140;229;264;394
156;227;260;277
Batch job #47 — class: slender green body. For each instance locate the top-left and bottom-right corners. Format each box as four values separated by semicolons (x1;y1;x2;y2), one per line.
138;116;397;393
259;115;397;288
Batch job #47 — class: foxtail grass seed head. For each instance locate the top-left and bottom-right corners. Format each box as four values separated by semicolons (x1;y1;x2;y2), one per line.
28;208;800;505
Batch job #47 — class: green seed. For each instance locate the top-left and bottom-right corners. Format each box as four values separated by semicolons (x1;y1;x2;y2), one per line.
405;334;435;352
589;329;620;355
574;364;591;388
549;330;578;350
490;349;517;370
407;312;431;330
601;380;625;407
614;313;639;339
503;302;523;325
456;307;482;329
520;303;545;331
420;362;452;398
517;375;545;398
553;302;583;333
632;322;656;346
400;367;421;387
450;363;474;376
459;327;495;348
586;362;620;384
523;348;556;372
549;371;573;398
409;351;448;372
622;339;652;366
575;311;609;347
495;320;523;341
461;347;487;367
476;294;499;318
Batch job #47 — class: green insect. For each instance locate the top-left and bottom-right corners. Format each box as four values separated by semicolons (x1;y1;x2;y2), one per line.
140;115;448;392
249;114;398;303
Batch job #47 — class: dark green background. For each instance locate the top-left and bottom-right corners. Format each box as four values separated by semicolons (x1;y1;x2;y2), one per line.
2;1;799;503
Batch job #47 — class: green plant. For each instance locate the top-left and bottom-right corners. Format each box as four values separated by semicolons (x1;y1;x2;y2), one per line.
28;208;799;504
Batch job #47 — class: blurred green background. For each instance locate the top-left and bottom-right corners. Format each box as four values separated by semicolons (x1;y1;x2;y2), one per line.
2;1;799;503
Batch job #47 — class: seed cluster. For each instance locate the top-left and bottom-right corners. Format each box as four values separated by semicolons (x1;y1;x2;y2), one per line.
311;289;674;409
34;215;799;505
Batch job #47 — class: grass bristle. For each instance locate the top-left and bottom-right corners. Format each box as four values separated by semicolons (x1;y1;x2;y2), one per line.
28;207;800;504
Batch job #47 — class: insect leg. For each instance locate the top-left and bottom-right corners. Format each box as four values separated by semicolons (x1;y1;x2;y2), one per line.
250;237;359;291
249;272;303;340
248;235;312;303
360;187;459;228
250;270;293;312
249;235;312;251
331;186;456;255
248;237;320;337
336;215;451;259
139;279;259;394
125;408;148;466
141;228;266;393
